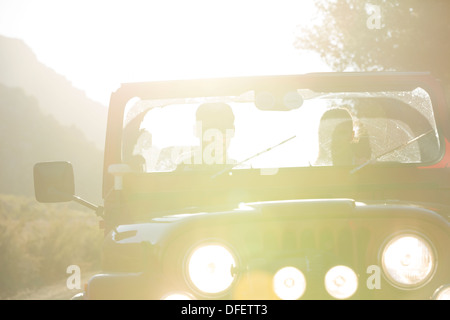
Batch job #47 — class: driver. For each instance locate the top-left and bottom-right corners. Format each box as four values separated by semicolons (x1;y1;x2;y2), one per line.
177;102;236;169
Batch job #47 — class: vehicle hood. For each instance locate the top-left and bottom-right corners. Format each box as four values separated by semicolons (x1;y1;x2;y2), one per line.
107;198;448;246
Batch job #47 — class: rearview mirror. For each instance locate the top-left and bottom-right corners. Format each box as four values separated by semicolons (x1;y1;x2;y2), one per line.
33;161;75;203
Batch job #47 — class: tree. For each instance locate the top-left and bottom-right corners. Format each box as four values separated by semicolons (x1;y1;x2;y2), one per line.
294;0;450;96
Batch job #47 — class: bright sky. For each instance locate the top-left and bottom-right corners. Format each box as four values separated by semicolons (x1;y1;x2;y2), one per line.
0;0;330;106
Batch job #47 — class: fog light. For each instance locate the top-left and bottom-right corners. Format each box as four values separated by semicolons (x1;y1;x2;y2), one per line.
273;266;306;300
187;244;236;294
433;285;450;300
381;234;435;288
325;265;358;299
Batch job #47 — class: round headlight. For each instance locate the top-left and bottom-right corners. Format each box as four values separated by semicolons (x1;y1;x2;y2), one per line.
325;265;358;299
381;234;435;288
273;266;306;300
187;244;236;295
433;285;450;300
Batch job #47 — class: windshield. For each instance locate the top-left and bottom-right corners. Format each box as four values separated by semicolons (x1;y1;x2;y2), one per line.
121;87;441;173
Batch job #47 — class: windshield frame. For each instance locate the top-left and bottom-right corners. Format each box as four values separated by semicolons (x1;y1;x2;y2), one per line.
103;72;449;198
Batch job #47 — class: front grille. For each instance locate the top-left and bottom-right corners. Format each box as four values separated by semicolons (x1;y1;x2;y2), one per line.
240;220;371;274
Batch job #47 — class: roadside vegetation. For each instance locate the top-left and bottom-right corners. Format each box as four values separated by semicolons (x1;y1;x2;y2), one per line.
0;194;103;299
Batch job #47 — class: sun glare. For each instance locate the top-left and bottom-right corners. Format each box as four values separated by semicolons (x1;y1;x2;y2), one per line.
0;0;328;105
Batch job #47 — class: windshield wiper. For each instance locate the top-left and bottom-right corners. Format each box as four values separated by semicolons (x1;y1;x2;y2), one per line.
350;129;435;174
211;135;296;179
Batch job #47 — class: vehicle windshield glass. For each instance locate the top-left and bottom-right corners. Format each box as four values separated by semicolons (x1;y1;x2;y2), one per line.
121;87;441;173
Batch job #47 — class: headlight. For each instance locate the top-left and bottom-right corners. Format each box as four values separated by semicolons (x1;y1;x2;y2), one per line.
381;234;435;288
433;285;450;300
324;265;358;299
186;244;237;295
273;266;306;300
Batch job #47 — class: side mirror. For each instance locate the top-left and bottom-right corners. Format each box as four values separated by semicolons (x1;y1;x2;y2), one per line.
33;161;75;203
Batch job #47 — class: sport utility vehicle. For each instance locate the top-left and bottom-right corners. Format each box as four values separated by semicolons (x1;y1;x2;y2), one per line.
34;72;450;299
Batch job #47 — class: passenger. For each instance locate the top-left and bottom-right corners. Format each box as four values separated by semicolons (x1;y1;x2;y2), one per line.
316;108;371;166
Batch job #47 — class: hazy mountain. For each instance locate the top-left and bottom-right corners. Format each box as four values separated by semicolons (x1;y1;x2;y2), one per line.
0;35;107;149
0;83;103;203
